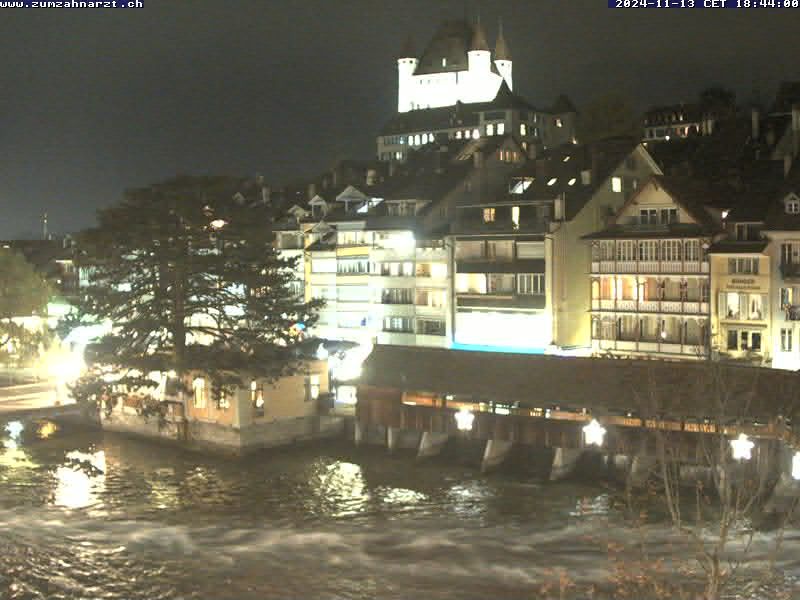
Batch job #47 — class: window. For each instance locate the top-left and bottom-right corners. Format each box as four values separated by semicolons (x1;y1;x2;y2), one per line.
662;240;682;262
487;273;515;293
338;286;370;302
611;177;623;193
782;328;793;352
518;273;545;295
728;258;759;275
305;375;320;402
383;316;413;333
192;377;206;409
455;273;486;294
472;128;480;139
442;57;447;67
727;329;738;351
381;288;413;305
638;240;659;261
660;208;678;224
337;258;369;274
497;122;505;135
417;319;446;336
415;289;446;307
486;240;513;261
684;240;700;262
483;208;496;223
520;123;527;136
616;240;637;261
455;130;463;140
555;118;563;128
215;392;230;411
726;329;762;352
312;258;337;273
640;209;658;225
517;241;544;259
486;123;494;136
511;206;520;230
387;201;416;216
781;287;794;308
781;243;800;265
787;197;800;214
251;380;264;417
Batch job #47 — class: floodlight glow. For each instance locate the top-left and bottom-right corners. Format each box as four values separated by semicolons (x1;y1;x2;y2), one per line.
454;408;475;432
5;421;23;440
730;433;754;461
583;419;606;447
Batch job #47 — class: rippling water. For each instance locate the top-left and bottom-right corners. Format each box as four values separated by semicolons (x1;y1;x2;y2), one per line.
0;419;798;599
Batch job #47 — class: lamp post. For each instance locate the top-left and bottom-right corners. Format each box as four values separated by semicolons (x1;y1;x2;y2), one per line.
582;419;606;448
730;433;754;461
454;408;475;432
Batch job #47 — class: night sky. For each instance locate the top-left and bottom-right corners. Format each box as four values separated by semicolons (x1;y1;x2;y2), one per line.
1;0;798;238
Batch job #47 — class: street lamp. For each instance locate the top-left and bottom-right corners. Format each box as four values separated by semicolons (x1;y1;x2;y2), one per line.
209;219;227;230
582;419;606;447
454;408;475;432
730;433;754;461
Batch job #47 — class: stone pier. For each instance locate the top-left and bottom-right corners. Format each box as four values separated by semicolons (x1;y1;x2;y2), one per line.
550;447;583;481
417;432;449;459
481;440;514;473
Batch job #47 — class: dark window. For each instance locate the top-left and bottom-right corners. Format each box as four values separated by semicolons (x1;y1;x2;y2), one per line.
727;330;738;351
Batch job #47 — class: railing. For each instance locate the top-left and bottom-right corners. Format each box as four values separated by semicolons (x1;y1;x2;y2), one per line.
591;260;709;274
591;299;709;315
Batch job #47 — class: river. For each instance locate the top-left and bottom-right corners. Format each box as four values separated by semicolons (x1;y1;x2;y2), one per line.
0;419;798;599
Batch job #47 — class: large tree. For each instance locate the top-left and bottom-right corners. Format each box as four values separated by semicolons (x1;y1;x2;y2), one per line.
74;175;321;403
0;249;51;366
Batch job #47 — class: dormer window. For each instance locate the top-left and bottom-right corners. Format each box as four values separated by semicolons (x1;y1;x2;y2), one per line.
442;58;447;67
787;196;800;214
483;208;496;223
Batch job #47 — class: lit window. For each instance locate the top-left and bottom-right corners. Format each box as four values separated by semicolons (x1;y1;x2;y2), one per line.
306;375;320;402
483;208;496;223
472;128;480;139
511;206;520;229
556;118;563;128
562;156;570;162
520;123;527;136
251;380;264;416
192;377;206;409
414;134;421;146
442;57;447;67
781;329;793;352
486;123;494;136
547;178;557;186
787;198;800;214
216;393;230;411
455;130;462;139
568;178;576;186
611;177;622;193
497;122;505;135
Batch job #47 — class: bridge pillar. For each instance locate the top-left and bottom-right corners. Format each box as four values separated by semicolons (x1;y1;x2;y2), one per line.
417;431;449;459
550;447;582;481
629;455;658;488
764;442;800;514
354;421;364;446
481;439;514;473
387;426;400;452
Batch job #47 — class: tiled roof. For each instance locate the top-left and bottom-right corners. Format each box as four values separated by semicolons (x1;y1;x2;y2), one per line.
414;20;474;76
359;345;800;418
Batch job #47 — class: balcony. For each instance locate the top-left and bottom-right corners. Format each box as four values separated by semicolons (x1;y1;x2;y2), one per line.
591;298;709;315
785;305;800;321
591;260;709;275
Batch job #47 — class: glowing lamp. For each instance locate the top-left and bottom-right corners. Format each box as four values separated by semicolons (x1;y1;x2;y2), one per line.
209;219;227;230
792;451;800;481
583;419;606;447
454;408;475;432
5;421;24;440
730;433;754;461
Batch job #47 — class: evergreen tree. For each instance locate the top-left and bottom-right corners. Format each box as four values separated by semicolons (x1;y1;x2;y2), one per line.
75;175;321;402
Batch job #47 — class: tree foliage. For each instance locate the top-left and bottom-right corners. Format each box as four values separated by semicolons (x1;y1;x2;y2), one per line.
75;175;322;398
0;248;52;364
577;92;642;144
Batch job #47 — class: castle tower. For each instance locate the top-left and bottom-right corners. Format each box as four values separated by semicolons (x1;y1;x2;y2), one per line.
467;19;491;75
494;20;513;91
397;35;418;113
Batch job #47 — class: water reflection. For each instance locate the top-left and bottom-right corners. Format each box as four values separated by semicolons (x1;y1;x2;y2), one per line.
53;450;106;510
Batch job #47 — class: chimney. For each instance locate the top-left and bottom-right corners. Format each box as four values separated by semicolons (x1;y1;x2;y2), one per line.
751;106;760;141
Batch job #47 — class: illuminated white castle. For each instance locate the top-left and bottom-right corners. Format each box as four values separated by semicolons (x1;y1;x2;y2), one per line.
397;20;512;113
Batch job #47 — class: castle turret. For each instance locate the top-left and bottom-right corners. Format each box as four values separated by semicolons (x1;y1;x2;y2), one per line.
494;21;513;91
467;20;491;75
397;35;418;113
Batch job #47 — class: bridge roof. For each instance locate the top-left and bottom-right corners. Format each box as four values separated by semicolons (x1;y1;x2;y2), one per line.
359;345;800;421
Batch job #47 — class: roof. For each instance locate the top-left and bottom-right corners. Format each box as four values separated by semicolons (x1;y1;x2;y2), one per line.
414;20;474;76
399;35;415;59
358;345;800;419
469;20;490;52
763;163;800;231
550;94;577;114
494;26;511;61
582;224;711;241
708;240;768;254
